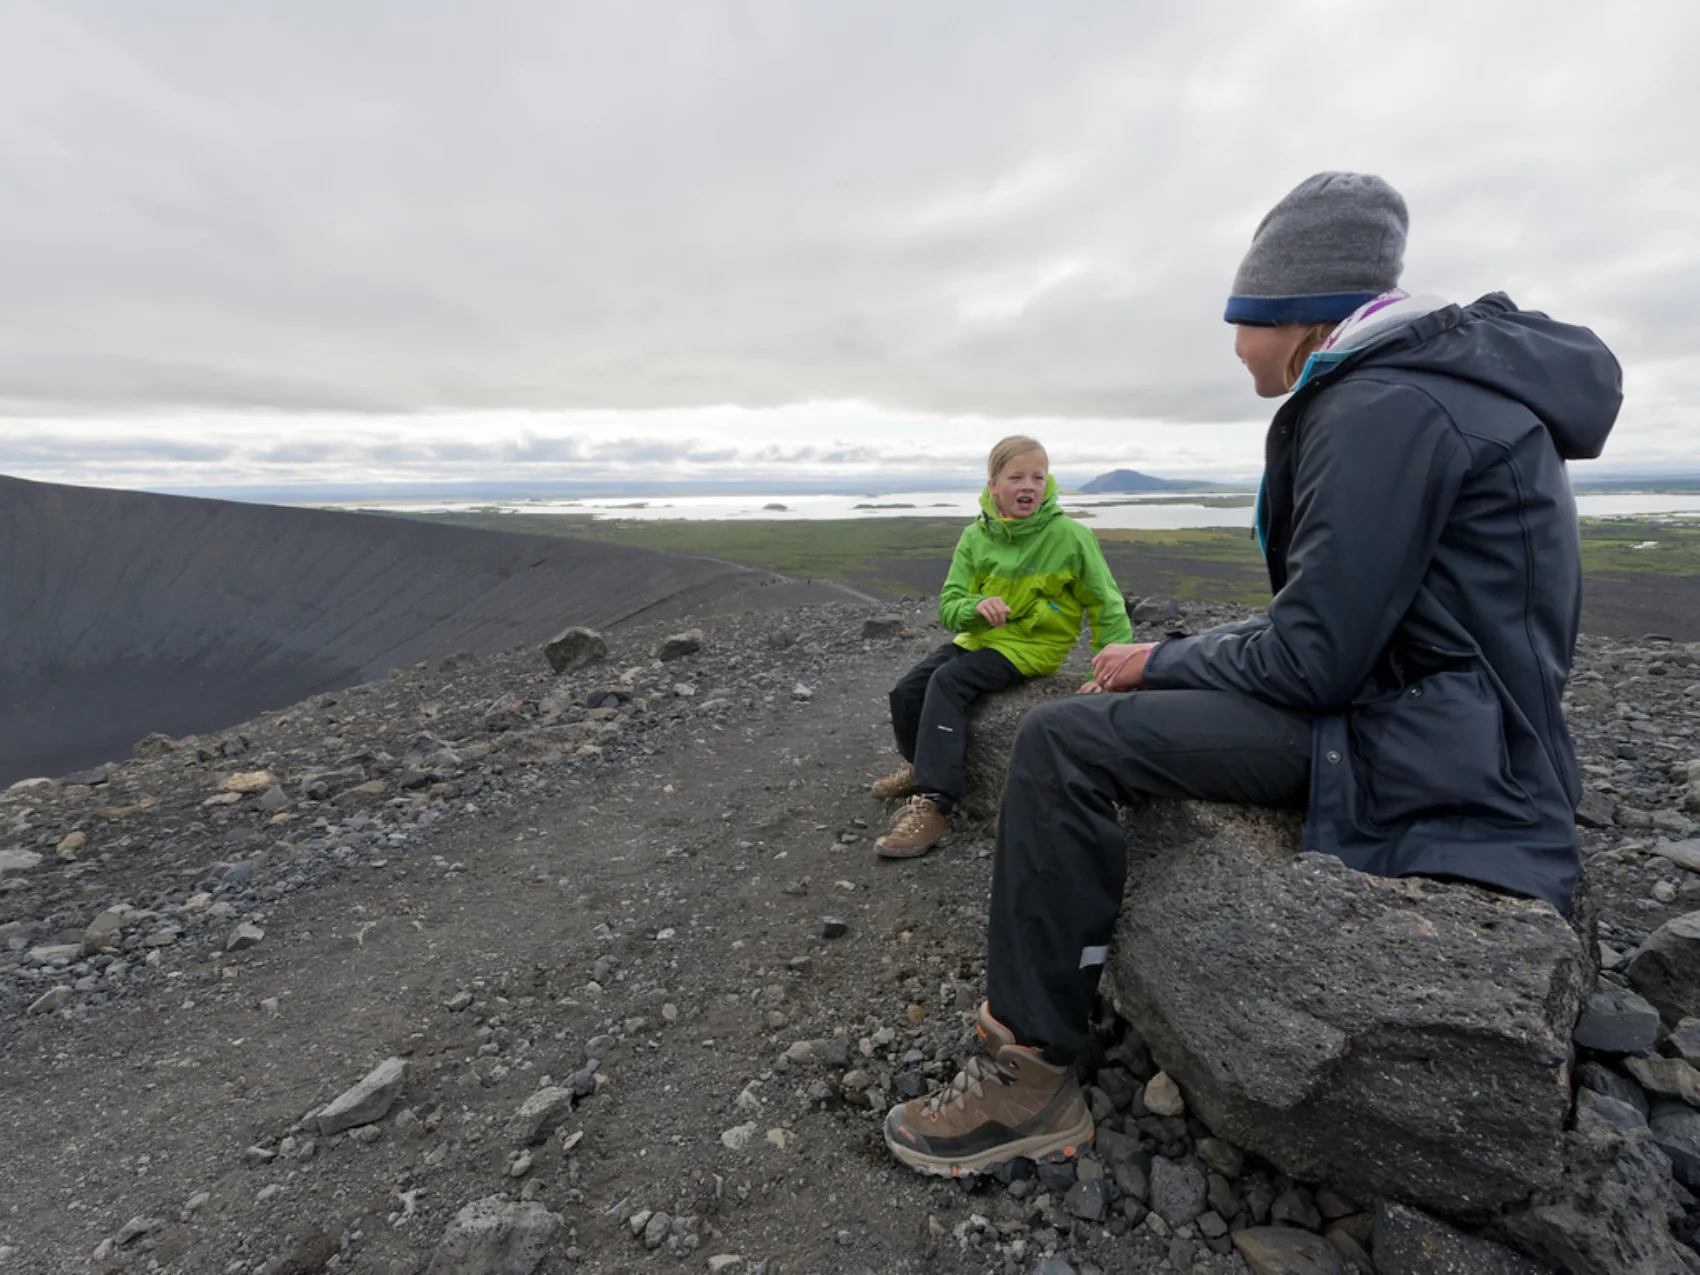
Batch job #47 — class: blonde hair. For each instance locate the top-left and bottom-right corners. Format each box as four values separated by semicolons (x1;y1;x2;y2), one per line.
1283;322;1338;392
988;435;1048;480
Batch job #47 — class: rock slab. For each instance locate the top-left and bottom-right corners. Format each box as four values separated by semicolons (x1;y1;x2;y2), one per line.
1371;1201;1547;1274
1231;1226;1343;1275
1103;800;1588;1218
316;1057;407;1136
426;1196;563;1275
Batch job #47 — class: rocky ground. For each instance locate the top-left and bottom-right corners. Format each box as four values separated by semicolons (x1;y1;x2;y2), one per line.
3;598;1700;1274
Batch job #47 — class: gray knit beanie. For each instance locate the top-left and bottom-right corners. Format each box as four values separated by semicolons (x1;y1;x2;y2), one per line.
1225;172;1408;325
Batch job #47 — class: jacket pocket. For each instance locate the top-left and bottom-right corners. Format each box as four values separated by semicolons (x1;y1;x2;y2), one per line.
1349;668;1536;829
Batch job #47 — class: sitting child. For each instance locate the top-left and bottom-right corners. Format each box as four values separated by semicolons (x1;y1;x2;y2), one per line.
872;435;1132;857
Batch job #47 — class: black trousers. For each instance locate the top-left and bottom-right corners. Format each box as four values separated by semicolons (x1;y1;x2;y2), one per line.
889;643;1024;814
987;689;1312;1059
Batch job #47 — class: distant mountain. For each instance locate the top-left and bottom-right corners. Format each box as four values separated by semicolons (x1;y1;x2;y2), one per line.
1076;469;1249;494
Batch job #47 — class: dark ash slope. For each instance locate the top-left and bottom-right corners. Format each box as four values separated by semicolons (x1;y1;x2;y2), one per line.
0;475;767;784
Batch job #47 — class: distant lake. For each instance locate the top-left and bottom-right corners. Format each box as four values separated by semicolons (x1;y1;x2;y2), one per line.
350;490;1700;532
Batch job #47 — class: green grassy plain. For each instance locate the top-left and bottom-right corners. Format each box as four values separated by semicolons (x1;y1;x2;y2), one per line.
401;511;1700;617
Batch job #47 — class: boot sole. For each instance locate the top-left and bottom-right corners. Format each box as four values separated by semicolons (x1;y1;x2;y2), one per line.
874;832;942;859
884;1111;1095;1178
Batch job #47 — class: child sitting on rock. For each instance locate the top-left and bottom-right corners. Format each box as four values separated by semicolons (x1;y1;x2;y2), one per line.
871;435;1132;858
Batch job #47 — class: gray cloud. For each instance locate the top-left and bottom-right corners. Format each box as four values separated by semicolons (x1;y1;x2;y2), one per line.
0;1;1695;485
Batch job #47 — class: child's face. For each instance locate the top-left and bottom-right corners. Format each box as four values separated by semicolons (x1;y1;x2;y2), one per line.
992;450;1047;519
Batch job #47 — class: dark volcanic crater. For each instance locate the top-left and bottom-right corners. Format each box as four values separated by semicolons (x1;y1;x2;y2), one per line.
0;475;802;785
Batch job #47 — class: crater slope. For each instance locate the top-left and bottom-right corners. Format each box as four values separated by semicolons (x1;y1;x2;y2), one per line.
0;475;802;784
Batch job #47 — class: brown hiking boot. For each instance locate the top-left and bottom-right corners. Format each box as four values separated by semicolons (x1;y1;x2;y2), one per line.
875;795;947;859
870;763;914;800
884;1002;1093;1177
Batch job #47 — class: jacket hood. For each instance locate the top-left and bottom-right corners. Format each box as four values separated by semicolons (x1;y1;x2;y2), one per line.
1319;292;1621;460
978;473;1062;535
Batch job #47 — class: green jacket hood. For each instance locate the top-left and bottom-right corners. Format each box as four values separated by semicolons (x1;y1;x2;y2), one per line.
977;474;1061;536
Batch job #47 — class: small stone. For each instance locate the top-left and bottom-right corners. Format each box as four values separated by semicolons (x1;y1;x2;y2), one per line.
654;629;704;661
27;985;72;1015
706;1257;744;1274
720;1122;757;1151
861;615;905;640
83;909;127;955
143;927;180;948
225;922;265;953
427;1195;563;1275
1064;1179;1112;1222
509;1087;575;1146
1233;1225;1345;1274
1149;1155;1206;1226
643;1211;672;1249
1656;881;1681;904
765;1127;794;1150
258;786;289;815
0;848;44;873
1626;910;1700;1023
446;991;474;1012
820;917;848;939
1577;1060;1651;1115
543;627;608;674
220;770;278;794
1574;983;1662;1055
1195;1136;1244;1179
1652;1102;1700;1190
1670;1017;1700;1065
116;1215;163;1246
792;682;813;700
55;830;87;860
316;1057;407;1136
1625;1055;1700;1106
1575;1089;1649;1134
1272;1186;1324;1231
1142;1072;1185;1118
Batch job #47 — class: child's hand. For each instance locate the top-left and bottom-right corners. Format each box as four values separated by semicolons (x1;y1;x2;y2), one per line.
976;596;1012;627
1078;679;1104;694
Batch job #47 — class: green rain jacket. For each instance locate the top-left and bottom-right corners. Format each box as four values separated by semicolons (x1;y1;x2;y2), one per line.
940;476;1132;677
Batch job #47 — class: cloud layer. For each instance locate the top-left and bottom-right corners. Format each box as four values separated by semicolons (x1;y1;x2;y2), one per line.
1;1;1695;486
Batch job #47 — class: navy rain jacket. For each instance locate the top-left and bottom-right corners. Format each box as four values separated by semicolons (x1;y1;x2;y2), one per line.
1143;293;1621;912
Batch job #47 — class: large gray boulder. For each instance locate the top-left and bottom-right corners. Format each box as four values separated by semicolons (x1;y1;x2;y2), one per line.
1103;800;1590;1220
958;658;1089;820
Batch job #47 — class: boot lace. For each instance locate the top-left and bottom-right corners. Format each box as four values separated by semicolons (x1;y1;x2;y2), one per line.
890;795;938;836
923;1054;1010;1118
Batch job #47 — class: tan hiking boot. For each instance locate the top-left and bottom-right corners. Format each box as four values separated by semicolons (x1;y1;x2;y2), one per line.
870;763;914;800
884;1002;1093;1177
875;795;947;858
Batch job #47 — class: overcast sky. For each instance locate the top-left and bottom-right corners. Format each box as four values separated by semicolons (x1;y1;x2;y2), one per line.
2;1;1696;491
